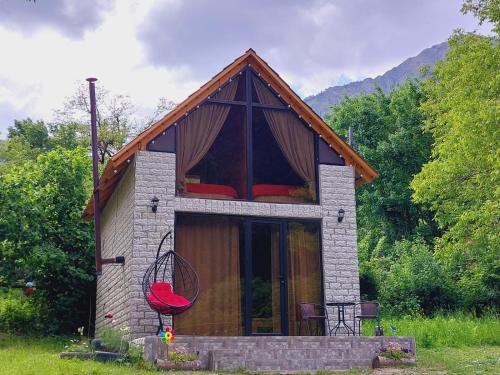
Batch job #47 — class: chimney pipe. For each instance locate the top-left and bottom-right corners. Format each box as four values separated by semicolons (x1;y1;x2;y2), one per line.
86;77;102;274
348;126;354;148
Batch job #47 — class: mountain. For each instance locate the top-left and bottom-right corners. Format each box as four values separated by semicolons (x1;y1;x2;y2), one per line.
304;42;449;116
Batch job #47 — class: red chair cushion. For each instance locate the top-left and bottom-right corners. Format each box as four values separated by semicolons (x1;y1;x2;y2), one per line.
147;282;190;314
253;184;299;197
186;183;238;199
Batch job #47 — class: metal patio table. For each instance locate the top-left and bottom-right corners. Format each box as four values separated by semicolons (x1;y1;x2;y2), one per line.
326;301;356;336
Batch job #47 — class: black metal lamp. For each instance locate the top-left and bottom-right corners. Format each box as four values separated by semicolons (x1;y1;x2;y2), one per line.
337;208;345;223
150;196;159;213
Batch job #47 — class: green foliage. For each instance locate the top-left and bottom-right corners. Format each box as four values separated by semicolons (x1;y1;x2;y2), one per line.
326;81;442;311
363;313;500;348
327;81;435;246
99;326;129;353
377;342;412;360
378;240;456;316
412;29;500;312
462;0;500;33
0;147;94;333
7;119;50;152
54;82;133;164
0;290;43;334
167;351;198;362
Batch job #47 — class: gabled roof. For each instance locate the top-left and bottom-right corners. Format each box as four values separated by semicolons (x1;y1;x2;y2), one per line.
83;49;378;219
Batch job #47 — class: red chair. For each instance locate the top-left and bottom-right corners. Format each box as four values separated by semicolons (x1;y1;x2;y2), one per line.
142;231;199;334
296;303;330;336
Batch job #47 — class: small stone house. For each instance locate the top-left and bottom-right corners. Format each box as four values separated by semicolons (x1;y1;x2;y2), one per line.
84;49;378;339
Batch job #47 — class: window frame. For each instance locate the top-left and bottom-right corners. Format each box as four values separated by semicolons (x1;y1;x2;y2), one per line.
170;67;321;204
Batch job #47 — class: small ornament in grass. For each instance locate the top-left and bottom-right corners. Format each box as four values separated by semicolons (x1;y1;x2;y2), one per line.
159;327;175;345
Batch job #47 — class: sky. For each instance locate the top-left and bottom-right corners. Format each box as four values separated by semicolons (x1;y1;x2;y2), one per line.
0;0;491;138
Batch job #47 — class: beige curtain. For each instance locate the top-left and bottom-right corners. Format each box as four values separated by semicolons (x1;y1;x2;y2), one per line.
252;76;316;199
176;78;239;191
175;216;242;336
287;222;322;335
270;229;281;332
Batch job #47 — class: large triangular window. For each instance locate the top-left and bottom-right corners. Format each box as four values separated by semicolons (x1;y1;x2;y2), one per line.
173;69;318;204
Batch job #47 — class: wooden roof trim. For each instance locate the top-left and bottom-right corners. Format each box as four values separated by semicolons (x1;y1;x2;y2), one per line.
111;52;252;167
84;48;378;218
247;53;378;181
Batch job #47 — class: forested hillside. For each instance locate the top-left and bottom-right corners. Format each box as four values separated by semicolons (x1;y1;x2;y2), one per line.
327;1;499;315
305;42;449;116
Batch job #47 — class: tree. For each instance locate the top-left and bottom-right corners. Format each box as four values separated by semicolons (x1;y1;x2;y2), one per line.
326;81;438;305
0;147;95;333
411;26;499;311
54;83;133;164
462;0;500;33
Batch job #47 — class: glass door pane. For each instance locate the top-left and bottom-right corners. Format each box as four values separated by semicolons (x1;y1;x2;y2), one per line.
287;221;323;335
251;222;282;334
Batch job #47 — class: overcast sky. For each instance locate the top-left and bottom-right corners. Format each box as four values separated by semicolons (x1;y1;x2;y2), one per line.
0;0;490;138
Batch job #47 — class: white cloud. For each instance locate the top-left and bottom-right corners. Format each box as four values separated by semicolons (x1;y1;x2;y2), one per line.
0;0;199;137
0;0;493;138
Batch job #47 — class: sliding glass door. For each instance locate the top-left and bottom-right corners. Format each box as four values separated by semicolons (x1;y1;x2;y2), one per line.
175;214;322;336
245;221;285;335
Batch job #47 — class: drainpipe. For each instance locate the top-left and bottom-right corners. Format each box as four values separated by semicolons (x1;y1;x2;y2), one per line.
86;78;125;275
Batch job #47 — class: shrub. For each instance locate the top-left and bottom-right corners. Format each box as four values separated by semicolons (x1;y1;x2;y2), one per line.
0;289;43;334
99;326;129;353
378;240;456;315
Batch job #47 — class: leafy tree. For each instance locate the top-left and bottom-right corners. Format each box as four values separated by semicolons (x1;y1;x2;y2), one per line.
54;83;133;164
378;239;456;316
7;118;50;151
326;81;439;306
412;26;500;311
327;82;436;245
0;147;95;333
462;0;500;33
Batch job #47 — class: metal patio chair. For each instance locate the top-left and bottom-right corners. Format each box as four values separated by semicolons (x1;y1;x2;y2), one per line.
296;303;330;336
354;301;382;336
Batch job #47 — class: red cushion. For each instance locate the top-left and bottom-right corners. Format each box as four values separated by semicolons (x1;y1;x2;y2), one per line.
253;184;299;197
147;282;190;314
186;183;238;199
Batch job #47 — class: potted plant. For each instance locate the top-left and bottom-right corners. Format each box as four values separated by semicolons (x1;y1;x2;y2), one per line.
372;341;415;368
154;328;201;370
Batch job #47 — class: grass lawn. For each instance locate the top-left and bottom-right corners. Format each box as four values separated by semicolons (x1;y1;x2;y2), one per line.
1;315;499;375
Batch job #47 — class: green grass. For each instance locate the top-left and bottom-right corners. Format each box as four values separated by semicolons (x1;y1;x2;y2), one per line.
0;334;161;375
0;315;499;374
362;313;500;348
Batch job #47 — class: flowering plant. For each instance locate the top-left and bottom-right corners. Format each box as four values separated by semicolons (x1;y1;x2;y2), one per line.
378;342;412;361
167;345;198;362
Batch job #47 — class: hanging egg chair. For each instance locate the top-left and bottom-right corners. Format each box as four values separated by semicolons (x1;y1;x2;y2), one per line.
142;231;199;333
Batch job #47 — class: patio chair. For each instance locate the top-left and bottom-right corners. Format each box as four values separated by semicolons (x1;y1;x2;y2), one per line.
354;301;382;336
296;303;330;336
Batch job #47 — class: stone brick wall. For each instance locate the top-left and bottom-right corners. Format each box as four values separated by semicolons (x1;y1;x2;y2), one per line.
98;151;361;338
129;151;176;338
95;161;135;334
319;164;361;330
143;335;416;371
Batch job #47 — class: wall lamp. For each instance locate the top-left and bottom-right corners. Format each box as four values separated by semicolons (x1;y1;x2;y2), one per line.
150;196;159;213
337;209;345;223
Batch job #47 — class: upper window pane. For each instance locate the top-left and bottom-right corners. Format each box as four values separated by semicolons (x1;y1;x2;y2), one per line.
179;105;247;200
252;108;316;203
